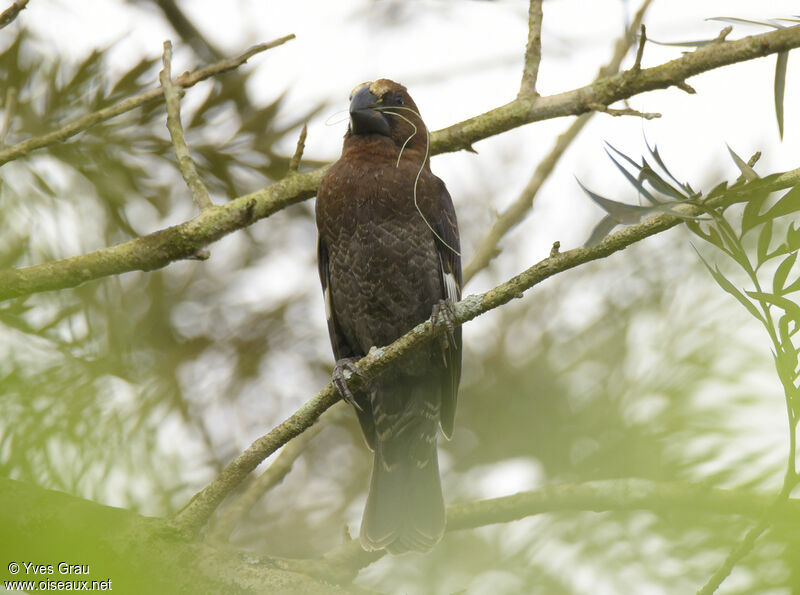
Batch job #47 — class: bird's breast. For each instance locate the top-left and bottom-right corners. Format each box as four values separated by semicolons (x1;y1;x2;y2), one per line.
317;161;441;350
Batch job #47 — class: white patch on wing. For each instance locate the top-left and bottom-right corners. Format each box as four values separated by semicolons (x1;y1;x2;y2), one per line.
439;253;460;302
324;286;332;319
444;272;459;303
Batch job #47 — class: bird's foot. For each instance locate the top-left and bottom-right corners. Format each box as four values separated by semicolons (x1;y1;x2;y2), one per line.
431;298;457;356
332;357;365;411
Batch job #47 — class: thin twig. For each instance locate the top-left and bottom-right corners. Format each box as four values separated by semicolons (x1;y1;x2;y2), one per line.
714;26;733;44
0;0;28;30
677;80;697;94
587;101;661;119
519;0;544;97
0;34;295;167
464;0;654;282
159;40;214;211
633;24;647;70
288;124;308;174
169;166;800;537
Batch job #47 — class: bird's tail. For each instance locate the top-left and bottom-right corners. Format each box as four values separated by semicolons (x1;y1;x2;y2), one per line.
360;442;445;554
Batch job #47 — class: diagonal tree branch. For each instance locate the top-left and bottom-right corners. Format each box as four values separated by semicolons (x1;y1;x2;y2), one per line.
206;404;334;543
432;24;800;154
465;0;653;282
170;166;800;536
0;34;295;167
159;40;214;211
0;166;325;301
518;0;544;97
0;0;27;30
1;25;798;304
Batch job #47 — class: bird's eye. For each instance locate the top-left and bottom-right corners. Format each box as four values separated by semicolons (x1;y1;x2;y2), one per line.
396;94;404;105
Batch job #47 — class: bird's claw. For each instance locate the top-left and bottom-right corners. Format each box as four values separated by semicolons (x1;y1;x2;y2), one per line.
431;299;457;356
333;357;365;411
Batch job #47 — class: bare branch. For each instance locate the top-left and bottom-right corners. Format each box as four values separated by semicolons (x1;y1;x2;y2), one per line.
207;404;334;543
0;0;28;30
714;25;733;44
159;40;214;211
1;24;799;303
633;24;647;70
288;124;308;174
519;0;544;97
170;165;800;536
0;34;295;167
464;0;654;282
464;113;590;282
432;24;800;154
587;101;661;119
0;167;325;302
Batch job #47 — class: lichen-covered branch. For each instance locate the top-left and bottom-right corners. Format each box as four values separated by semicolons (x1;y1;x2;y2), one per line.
159;40;214;211
0;26;797;303
0;0;28;30
432;24;800;154
207;405;333;543
0;34;295;167
171;166;800;536
0;167;325;301
519;0;544;97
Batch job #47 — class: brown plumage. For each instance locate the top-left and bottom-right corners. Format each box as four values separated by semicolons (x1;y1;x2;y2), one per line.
315;79;462;554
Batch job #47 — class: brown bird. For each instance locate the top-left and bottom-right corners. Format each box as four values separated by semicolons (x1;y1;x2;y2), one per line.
316;79;461;554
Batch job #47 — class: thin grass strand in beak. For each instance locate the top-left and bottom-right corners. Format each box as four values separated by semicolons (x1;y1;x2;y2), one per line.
377;106;461;258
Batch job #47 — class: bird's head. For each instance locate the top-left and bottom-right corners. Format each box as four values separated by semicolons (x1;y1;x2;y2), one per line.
346;79;427;156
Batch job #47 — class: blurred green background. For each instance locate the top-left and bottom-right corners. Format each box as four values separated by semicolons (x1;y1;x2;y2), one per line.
1;1;799;593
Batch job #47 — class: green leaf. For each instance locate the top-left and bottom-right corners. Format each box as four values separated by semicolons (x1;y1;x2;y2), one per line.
695;248;764;323
762;185;800;221
784;275;800;295
757;220;773;266
584;215;619;247
773;252;798;294
774;348;798;386
747;291;800;324
604;146;661;205
788;222;800;251
708;17;784;29
727;145;758;181
741;191;769;235
775;51;788;139
687;221;731;255
576;178;655;223
644;136;695;196
639;162;688;200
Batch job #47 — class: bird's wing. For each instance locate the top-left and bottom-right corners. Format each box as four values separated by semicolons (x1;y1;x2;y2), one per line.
317;237;355;362
433;180;462;439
